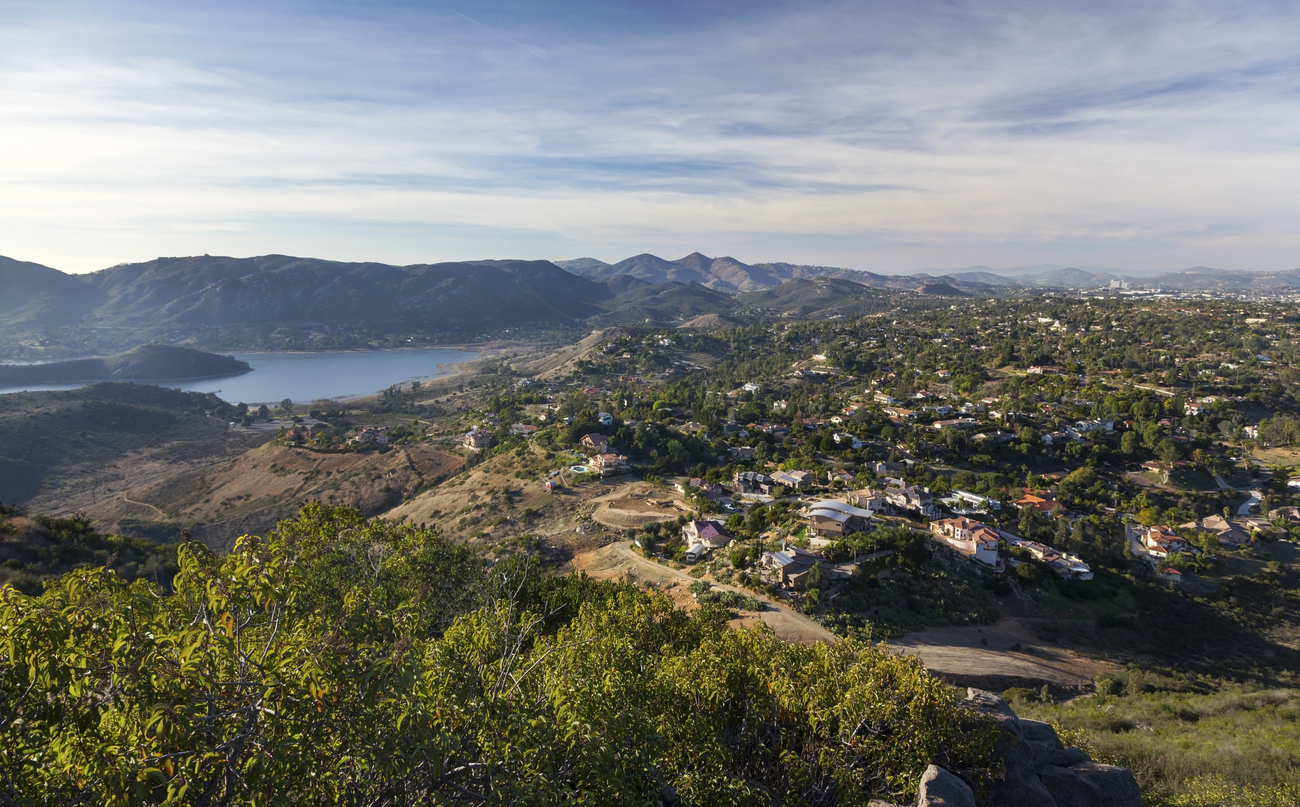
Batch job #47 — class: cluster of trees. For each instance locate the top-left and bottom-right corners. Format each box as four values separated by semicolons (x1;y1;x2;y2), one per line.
1;505;999;805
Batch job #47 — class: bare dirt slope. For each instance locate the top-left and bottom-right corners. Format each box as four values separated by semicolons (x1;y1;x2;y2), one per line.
587;482;693;530
573;540;838;645
515;329;615;380
83;442;464;551
890;619;1115;692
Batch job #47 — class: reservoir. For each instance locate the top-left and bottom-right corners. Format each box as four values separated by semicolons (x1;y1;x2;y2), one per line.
0;347;479;404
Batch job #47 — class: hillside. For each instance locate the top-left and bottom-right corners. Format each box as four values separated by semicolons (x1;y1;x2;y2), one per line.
0;383;267;507
0;505;178;594
0;254;614;358
82;441;465;552
0;344;250;386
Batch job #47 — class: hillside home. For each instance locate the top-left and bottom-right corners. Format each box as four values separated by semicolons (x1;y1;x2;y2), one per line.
932;418;979;430
683;520;732;549
832;432;863;450
886;484;938;519
805;499;874;536
351;427;389;445
597;412;614;426
1005;535;1092;580
590;453;630;475
580;433;609;452
874;392;897;404
510;423;538;436
929;517;1001;567
771;470;815;490
761;542;832;589
728;445;755;460
1014;491;1062;515
461;429;493;451
742;382;762;393
882;407;917;420
1139;525;1191;559
846;488;887;513
1026;366;1059;375
733;471;773;495
1179;515;1250;547
941;489;1001;514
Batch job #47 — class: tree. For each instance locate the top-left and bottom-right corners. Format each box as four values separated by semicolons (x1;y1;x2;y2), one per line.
1121;431;1139;455
0;506;999;805
1156;438;1180;466
280;398;293;411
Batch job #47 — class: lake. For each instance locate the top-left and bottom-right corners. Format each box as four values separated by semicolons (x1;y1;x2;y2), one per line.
0;348;480;404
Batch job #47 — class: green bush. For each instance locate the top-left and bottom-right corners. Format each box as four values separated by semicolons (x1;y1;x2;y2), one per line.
0;505;999;805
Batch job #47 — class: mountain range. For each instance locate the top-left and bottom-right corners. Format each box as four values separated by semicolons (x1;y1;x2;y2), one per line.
5;251;1300;360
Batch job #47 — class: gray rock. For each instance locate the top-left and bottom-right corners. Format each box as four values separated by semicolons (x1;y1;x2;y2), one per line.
917;764;977;807
982;763;1060;807
1047;761;1142;807
1020;720;1065;749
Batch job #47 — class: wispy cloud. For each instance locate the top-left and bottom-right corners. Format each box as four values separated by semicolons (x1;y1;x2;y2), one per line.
1;0;1299;272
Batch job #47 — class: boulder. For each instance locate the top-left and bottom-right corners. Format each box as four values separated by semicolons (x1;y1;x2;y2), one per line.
917;764;977;807
962;689;1142;807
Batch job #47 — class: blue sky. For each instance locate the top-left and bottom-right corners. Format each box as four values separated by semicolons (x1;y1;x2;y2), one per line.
2;0;1299;273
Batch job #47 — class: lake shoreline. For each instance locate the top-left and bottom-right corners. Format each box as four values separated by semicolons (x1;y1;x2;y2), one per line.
0;348;481;404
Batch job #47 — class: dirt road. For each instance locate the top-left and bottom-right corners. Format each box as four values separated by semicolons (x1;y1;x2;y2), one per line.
573;541;838;645
890;620;1113;691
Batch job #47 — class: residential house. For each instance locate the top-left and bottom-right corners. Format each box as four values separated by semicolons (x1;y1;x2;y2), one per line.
1004;535;1092;580
830;468;855;485
597;412;615;426
728;445;755;460
284;426;313;444
940;489;1001;514
833;432;863;450
874;392;897;405
1184;401;1207;416
761;543;830;589
882;406;917;420
886;484;938;519
742;382;762;393
683;520;732;549
510;423;538;436
846;489;887;513
590;453;631;475
461;429;493;451
771;470;815;490
580;433;610;452
1014;491;1062;515
1179;515;1250;547
1139;525;1191;559
1026;366;1059;375
351;427;389;445
932;418;979;430
929;517;1001;567
805;499;874;536
734;471;773;495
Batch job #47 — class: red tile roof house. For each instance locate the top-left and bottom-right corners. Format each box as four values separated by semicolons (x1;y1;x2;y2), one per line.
1140;525;1191;559
929;517;1001;567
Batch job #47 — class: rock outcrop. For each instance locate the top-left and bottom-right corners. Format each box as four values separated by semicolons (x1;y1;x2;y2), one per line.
883;689;1142;807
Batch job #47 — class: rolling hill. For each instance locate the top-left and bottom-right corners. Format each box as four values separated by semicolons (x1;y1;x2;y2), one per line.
0;344;250;386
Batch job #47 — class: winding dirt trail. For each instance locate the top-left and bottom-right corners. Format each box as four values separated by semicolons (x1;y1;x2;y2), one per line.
573;541;838;645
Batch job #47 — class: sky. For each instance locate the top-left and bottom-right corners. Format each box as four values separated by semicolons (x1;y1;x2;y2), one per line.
2;0;1299;274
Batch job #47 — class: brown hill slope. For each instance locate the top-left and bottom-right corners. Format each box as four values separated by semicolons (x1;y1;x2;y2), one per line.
82;442;464;551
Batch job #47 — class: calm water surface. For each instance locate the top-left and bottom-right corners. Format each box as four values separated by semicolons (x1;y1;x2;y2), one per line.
0;348;479;404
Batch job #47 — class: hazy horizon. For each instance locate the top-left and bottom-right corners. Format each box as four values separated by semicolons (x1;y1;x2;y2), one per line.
4;1;1299;274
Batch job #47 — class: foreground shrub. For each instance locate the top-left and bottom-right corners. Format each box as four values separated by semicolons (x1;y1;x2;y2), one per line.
0;505;996;806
